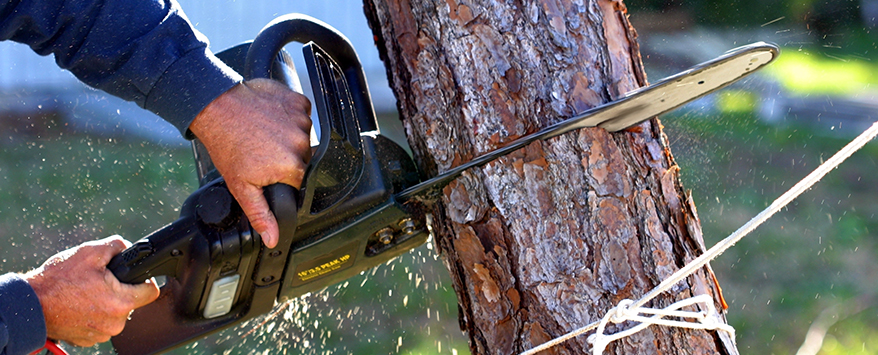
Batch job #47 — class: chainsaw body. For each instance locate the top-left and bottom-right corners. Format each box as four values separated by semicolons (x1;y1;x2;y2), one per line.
108;15;427;355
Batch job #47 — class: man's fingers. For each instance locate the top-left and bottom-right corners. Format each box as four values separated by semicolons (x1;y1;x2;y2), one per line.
227;182;279;248
127;279;161;309
276;165;308;189
92;236;160;308
78;235;129;269
189;77;313;250
96;235;127;253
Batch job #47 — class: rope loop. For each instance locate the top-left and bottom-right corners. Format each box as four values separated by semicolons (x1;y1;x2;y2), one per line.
608;299;635;324
587;295;735;355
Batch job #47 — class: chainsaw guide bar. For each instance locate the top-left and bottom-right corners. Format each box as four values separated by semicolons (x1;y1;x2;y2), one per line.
399;41;778;204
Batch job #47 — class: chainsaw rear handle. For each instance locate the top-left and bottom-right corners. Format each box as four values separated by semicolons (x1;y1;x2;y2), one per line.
107;181;235;285
107;220;192;284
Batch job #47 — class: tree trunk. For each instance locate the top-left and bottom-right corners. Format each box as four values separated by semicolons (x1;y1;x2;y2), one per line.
364;1;737;354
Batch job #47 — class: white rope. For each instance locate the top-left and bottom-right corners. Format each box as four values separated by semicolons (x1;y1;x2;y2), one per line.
519;121;878;355
587;295;735;355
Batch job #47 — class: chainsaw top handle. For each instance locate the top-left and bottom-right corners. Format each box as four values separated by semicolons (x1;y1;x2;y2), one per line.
245;14;378;133
244;14;381;258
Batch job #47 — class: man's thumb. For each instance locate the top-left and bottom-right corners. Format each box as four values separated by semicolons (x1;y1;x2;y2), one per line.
228;182;279;248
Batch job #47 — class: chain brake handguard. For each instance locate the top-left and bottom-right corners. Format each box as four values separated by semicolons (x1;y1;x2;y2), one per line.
108;15;427;355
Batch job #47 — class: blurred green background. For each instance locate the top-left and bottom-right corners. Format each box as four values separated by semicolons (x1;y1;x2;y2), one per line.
3;0;878;354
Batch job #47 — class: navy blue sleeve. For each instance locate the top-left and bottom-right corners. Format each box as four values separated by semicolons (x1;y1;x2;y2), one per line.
0;0;243;137
0;274;46;355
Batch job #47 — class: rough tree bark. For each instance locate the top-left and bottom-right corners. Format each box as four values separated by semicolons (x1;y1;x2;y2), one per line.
364;1;737;354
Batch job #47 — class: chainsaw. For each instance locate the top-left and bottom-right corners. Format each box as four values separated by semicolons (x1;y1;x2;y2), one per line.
106;14;778;355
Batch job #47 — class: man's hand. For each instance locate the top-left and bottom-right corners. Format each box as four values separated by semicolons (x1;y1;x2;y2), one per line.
23;236;160;347
189;78;312;249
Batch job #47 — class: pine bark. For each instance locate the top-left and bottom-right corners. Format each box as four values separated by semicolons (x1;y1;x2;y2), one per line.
364;1;737;354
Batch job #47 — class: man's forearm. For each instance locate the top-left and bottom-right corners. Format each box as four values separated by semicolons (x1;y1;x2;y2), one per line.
0;0;242;136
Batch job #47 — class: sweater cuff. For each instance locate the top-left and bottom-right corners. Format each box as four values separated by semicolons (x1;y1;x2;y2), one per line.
0;273;47;355
145;47;243;139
